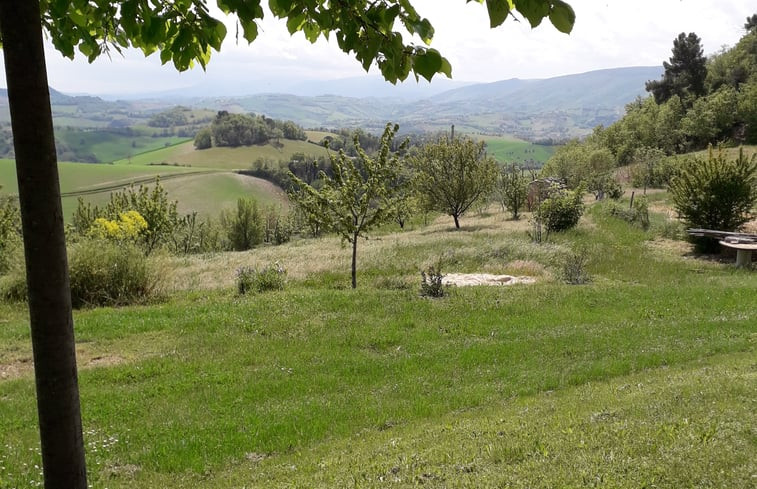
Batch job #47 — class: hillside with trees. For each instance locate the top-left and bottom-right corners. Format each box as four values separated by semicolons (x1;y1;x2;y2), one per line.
542;19;757;194
580;22;754;161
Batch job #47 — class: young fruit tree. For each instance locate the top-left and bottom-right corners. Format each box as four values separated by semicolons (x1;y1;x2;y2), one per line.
498;163;531;220
289;123;406;289
0;1;574;487
412;137;499;228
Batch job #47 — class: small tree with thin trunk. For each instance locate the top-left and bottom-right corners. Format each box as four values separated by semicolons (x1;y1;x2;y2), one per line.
412;137;498;228
497;164;530;219
289;123;406;288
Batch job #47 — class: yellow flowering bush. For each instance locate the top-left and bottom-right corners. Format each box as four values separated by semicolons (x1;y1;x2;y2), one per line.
88;210;148;242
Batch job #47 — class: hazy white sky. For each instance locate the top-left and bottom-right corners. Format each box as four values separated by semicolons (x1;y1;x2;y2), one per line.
1;0;754;94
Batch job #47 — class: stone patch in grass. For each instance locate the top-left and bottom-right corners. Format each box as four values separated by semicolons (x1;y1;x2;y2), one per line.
0;356;32;381
442;273;536;286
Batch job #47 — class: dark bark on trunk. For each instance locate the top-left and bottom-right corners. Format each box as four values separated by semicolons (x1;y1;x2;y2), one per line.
351;234;358;289
453;214;460;228
0;2;88;488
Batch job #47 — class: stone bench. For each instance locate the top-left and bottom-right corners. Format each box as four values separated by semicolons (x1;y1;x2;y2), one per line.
719;240;757;268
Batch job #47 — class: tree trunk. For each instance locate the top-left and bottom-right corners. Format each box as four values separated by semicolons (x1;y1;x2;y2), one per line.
453;214;460;229
351;233;358;289
0;2;88;488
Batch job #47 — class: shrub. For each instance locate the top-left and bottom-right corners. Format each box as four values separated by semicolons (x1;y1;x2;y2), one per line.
87;210;148;243
561;248;592;285
0;268;27;303
605;179;624;200
68;239;160;308
537;185;586;233
71;180;182;255
171;212;225;254
656;218;686;240
222;198;265;251
629;147;682;189
606;197;650;230
420;264;445;298
193;127;212;149
0;195;22;275
236;262;286;295
587;174;623;201
264;206;294;245
669;148;757;232
630;156;682;189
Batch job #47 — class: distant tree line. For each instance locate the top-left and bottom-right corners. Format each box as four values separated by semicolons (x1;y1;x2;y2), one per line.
194;111;307;149
148;106;191;127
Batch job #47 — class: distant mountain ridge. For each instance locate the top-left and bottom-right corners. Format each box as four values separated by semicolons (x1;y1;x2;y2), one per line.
191;66;662;138
0;66;663;140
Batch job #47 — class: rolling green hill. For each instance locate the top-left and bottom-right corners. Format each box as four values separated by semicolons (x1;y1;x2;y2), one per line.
0;159;288;221
55;128;191;163
115;139;330;170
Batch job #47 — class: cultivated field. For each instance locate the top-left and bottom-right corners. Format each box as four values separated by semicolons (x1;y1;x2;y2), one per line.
474;134;556;166
1;196;755;488
0;160;289;221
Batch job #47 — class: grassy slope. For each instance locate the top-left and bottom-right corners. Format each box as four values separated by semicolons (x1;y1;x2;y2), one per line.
0;159;289;220
116;139;330;170
0;200;755;487
55;128;191;163
475;134;556;165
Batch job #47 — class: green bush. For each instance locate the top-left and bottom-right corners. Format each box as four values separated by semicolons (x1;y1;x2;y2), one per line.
561;248;592;285
606;197;650;230
222;198;265;251
68;239;160;308
236;262;286;295
171;213;225;254
71;179;182;255
537;186;586;233
0;195;22;275
669;148;757;232
0;269;27;303
420;265;445;298
264;206;294;245
630;157;682;189
656;218;686;240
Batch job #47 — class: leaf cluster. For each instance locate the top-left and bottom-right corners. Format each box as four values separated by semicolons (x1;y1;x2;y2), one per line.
34;0;574;83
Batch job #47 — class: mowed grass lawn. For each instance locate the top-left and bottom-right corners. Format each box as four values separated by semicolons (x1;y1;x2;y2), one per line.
0;202;755;488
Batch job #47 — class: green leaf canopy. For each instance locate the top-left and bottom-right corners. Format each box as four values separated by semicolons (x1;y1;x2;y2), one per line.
37;0;574;83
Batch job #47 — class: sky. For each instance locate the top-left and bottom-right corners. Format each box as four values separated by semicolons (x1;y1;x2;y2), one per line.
0;0;754;95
